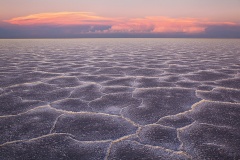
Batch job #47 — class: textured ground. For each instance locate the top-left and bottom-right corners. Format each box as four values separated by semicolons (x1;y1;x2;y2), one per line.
0;39;240;160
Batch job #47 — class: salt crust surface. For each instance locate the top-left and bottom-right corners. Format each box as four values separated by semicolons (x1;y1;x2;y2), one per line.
0;39;240;160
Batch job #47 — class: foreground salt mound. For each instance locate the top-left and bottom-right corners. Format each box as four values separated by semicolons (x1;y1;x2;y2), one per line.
93;67;125;75
0;106;62;145
197;88;240;103
157;114;194;128
52;112;138;141
135;77;175;88
184;70;232;81
100;86;135;94
50;98;91;112
0;134;111;160
77;75;112;83
189;101;240;128
137;124;181;151
45;76;82;88
216;78;240;89
4;85;72;103
179;101;240;159
180;122;240;160
107;140;189;160
0;93;46;116
101;77;135;87
89;93;141;114
69;83;103;101
122;88;201;125
127;68;164;76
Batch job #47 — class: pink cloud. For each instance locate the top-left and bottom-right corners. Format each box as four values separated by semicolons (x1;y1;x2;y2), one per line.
110;17;236;33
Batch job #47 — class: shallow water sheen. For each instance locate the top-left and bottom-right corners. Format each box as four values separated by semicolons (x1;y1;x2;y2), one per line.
0;39;240;160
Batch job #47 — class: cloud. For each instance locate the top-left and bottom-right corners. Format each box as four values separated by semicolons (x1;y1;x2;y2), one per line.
5;12;117;26
110;16;237;34
1;12;240;38
110;17;206;33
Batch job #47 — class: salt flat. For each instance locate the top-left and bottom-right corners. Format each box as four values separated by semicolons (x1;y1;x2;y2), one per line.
0;39;240;160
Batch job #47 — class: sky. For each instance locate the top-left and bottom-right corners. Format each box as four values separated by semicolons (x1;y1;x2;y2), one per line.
0;0;240;38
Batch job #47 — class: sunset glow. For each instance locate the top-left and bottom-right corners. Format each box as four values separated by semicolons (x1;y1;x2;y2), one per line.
4;12;238;34
1;0;240;38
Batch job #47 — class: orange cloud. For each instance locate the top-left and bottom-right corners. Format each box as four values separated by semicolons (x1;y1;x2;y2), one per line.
5;12;237;34
5;12;117;26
